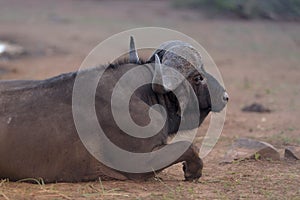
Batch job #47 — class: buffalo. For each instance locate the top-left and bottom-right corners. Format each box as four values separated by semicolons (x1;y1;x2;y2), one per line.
0;37;228;182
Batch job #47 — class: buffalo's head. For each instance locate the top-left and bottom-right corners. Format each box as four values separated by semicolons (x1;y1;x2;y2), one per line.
130;38;229;130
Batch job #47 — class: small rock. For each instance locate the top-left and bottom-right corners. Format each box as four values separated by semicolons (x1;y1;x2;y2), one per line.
284;146;300;160
0;41;26;60
261;117;266;122
242;103;271;113
221;138;280;163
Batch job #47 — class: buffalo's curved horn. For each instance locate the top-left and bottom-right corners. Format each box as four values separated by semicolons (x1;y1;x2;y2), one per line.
152;54;168;94
148;40;190;62
129;36;139;63
175;80;190;116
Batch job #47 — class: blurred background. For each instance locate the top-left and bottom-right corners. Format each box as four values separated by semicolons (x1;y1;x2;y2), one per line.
0;0;299;199
0;0;299;142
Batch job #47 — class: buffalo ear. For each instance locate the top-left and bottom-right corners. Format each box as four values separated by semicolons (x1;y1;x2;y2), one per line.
129;36;139;63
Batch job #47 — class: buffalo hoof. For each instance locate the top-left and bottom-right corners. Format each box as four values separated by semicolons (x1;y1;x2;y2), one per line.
182;158;203;182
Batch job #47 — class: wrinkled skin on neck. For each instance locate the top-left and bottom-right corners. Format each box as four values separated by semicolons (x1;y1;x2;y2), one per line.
163;69;211;135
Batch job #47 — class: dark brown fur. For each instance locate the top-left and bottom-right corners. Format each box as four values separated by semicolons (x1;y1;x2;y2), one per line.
0;59;209;182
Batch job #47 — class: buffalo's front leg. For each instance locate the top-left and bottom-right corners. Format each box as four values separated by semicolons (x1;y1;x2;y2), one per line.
181;144;203;181
152;141;203;181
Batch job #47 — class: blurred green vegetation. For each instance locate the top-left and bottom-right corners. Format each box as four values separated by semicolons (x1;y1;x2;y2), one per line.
172;0;300;20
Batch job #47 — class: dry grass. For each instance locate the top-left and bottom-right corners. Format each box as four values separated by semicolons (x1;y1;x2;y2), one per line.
0;159;299;199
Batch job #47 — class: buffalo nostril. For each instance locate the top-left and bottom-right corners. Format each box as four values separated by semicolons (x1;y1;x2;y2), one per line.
223;92;229;102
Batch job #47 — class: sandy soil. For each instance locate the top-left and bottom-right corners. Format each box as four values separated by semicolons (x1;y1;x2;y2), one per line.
0;0;299;199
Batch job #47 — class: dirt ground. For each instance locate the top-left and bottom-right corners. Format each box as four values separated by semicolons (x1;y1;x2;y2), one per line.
0;0;300;199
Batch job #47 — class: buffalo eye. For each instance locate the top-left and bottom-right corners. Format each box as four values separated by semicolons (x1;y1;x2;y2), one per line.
193;75;204;85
